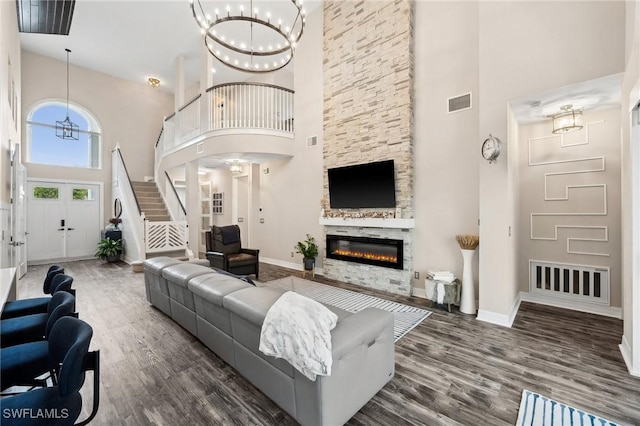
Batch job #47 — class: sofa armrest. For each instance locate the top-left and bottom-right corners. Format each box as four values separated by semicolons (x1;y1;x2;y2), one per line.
294;307;395;426
205;231;213;252
330;307;394;360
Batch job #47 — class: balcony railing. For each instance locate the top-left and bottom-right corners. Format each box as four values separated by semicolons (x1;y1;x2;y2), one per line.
156;82;294;158
156;83;294;160
208;82;294;132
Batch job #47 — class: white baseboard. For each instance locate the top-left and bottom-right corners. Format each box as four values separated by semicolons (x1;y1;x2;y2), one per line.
477;293;522;328
619;335;640;377
520;291;622;319
28;255;95;266
261;257;324;276
412;287;427;298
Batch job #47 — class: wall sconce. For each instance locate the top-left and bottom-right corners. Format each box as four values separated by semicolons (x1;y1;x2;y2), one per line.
552;104;583;134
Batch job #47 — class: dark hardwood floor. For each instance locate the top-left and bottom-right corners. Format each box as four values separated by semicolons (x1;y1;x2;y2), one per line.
12;260;640;425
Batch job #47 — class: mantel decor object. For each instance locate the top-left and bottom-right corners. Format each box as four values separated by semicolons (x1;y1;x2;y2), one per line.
456;235;479;315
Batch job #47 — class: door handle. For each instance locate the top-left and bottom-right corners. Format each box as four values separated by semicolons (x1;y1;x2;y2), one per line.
67;228;75;231
58;228;65;231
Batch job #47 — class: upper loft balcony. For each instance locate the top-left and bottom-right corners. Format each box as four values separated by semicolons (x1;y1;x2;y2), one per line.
155;82;295;169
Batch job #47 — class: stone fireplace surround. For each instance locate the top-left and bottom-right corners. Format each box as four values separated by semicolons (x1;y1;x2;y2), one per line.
322;1;414;296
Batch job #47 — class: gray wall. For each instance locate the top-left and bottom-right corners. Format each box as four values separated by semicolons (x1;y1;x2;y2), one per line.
518;108;622;306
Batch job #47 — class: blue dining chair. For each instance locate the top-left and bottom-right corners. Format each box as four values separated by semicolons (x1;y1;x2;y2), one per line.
0;291;75;349
1;317;100;426
1;266;66;320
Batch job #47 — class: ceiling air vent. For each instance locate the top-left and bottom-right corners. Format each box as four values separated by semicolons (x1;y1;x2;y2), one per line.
447;93;472;114
307;136;318;147
17;0;76;35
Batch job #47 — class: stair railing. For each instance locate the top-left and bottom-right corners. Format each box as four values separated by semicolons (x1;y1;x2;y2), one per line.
111;146;146;263
163;171;187;222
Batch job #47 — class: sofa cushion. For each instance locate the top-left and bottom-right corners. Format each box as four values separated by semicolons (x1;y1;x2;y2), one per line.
227;253;257;266
224;286;352;326
189;274;253;307
162;264;213;289
224;287;286;325
143;257;182;275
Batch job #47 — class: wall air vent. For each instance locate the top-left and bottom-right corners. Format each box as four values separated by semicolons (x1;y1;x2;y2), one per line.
196;142;204;154
447;93;472;114
307;136;318;147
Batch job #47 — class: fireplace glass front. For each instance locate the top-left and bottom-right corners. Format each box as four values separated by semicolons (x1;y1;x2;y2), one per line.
326;234;403;270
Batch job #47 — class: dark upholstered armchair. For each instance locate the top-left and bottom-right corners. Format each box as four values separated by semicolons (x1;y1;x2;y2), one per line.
205;225;259;278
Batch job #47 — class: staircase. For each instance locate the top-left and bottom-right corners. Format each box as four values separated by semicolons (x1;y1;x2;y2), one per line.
131;181;170;221
130;181;188;260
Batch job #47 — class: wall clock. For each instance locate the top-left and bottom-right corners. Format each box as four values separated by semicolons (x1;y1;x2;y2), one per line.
481;134;501;163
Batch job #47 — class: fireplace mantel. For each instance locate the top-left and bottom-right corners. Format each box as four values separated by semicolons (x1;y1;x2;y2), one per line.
319;217;415;229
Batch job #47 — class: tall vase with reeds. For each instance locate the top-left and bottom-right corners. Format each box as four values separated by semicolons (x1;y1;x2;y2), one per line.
456;235;479;315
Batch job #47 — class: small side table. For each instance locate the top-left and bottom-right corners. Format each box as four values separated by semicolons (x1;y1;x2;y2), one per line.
425;278;460;312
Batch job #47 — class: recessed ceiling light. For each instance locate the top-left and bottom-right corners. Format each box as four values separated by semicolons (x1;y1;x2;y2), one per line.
148;77;160;87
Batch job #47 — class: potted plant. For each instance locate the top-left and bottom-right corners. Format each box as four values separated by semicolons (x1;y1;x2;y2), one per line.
295;234;319;271
95;237;123;263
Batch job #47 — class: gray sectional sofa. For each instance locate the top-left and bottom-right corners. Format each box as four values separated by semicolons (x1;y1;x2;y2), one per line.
143;257;395;426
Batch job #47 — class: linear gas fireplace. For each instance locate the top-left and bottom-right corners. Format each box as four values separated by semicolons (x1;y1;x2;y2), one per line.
326;234;403;270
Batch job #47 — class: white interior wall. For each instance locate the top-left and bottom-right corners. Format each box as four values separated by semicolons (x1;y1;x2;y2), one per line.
21;51;174;223
255;7;323;269
0;1;22;268
412;1;480;293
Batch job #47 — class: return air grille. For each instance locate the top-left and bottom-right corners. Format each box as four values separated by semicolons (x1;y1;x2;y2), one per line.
529;260;609;306
447;93;472;113
17;0;76;35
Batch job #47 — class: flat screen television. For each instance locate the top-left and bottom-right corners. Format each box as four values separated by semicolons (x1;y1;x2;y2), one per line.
328;160;396;208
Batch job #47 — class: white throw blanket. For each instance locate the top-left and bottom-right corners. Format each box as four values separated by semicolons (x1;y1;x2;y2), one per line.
259;291;338;381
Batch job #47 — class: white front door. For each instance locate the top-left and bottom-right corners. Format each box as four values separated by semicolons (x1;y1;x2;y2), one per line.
27;181;101;263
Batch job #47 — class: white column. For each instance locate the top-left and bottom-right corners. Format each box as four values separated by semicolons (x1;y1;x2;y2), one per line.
200;43;214;132
174;54;185;111
185;160;200;257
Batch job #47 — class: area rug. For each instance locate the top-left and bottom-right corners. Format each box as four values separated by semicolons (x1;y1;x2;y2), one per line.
264;276;431;342
516;390;619;426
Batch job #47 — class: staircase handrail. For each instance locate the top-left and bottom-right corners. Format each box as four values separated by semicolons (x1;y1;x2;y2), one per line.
164;170;187;219
155;127;164;148
205;81;294;93
114;148;142;215
178;94;202;112
111;147;146;263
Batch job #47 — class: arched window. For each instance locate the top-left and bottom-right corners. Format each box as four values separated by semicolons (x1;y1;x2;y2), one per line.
26;101;102;169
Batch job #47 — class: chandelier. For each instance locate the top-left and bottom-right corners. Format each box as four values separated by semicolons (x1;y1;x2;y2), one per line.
552;104;583;134
190;0;306;73
56;48;79;140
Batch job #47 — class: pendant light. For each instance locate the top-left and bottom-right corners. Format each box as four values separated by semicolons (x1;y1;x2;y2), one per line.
56;48;79;140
